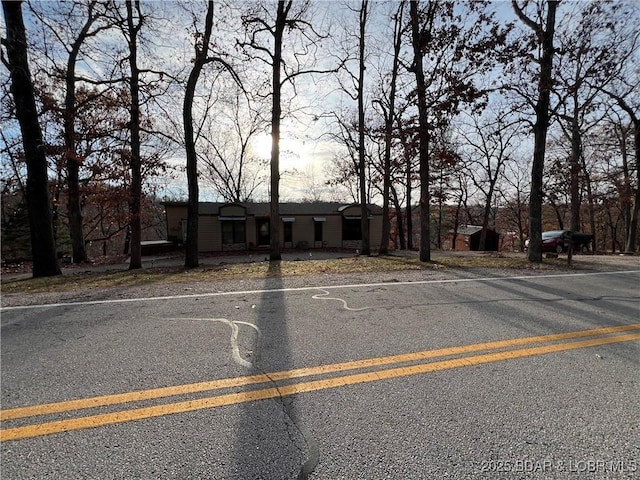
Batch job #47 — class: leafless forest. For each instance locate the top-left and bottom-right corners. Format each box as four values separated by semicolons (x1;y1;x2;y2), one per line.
2;0;638;274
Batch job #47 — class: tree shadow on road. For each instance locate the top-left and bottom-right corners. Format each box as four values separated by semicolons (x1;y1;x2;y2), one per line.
232;260;318;479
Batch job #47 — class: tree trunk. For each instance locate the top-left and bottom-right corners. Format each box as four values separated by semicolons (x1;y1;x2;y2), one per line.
410;0;431;262
269;2;290;262
396;116;413;250
126;0;142;270
569;96;581;232
479;182;495;251
391;186;405;250
406;180;413;250
618;124;632;244
517;0;559;263
65;72;88;264
436;189;443;249
584;171;597;252
357;0;370;256
379;2;403;255
547;197;564;230
183;1;215;268
184;57;200;269
64;9;96;264
601;94;639;253
605;209;615;253
3;0;61;277
625;120;640;253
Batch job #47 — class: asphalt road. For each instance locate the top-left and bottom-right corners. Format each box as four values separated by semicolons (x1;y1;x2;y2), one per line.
1;268;639;479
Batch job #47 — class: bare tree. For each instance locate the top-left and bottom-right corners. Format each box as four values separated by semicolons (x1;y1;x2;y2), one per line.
355;0;370;255
376;1;405;255
394;109;419;250
331;0;372;253
28;0;114;264
108;0;179;268
327;108;380;204
408;0;509;261
512;0;560;262
120;0;144;269
588;4;640;253
587;115;635;252
2;0;61;277
183;0;216;268
326;123;361;203
0;88;26;197
449;168;473;250
458;109;520;250
239;0;334;261
608;118;635;249
430;126;463;249
199;88;268;203
551;1;636;248
500;155;531;251
182;0;240;268
603;95;639;253
297;163;327;202
554;3;601;233
408;0;432;261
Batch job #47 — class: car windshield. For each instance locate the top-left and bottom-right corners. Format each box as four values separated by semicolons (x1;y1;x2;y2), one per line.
542;231;564;239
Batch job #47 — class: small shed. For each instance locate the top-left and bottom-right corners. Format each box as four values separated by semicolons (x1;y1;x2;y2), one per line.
450;225;500;251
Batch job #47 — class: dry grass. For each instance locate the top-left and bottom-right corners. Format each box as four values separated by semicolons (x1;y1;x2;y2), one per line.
0;253;568;295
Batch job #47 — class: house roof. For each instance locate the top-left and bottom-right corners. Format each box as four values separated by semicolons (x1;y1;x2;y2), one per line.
450;225;499;236
162;201;383;216
456;225;483;235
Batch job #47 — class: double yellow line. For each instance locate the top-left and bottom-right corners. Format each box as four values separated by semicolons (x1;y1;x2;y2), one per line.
2;323;639;442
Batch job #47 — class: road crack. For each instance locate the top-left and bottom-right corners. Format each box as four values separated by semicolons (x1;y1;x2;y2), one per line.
259;369;320;480
164;315;319;478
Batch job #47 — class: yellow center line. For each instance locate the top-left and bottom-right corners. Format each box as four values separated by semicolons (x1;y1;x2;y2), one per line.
1;331;639;442
2;322;639;422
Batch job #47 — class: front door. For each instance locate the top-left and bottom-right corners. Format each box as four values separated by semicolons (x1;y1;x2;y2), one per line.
257;218;270;246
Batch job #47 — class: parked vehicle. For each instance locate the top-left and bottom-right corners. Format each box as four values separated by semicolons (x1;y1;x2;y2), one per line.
525;230;594;254
542;230;569;253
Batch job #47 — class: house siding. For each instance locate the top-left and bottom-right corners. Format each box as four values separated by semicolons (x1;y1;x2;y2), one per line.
199;216;219;251
163;202;384;252
220;204;245;217
246;216;258;248
285;215;319;249
165;205;187;243
324;216;342;248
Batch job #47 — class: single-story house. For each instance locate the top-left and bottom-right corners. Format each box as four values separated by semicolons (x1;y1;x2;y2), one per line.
448;225;500;251
162;201;383;252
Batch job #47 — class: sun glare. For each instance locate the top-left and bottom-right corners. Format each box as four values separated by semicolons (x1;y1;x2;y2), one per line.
252;133;272;159
251;134;315;172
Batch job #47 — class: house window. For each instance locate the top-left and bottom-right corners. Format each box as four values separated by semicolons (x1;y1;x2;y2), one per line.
222;220;245;244
342;218;362;241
